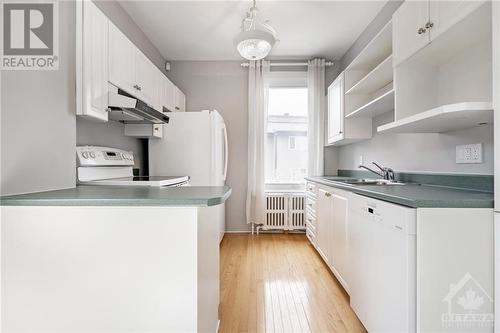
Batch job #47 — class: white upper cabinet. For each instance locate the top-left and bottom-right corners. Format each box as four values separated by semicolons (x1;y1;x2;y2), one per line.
108;23;136;95
327;73;344;144
108;22;165;110
429;1;486;41
76;1;109;122
134;51;158;107
392;1;430;67
174;86;186;112
393;0;487;67
327;72;372;146
384;1;492;133
159;73;176;112
78;3;186;121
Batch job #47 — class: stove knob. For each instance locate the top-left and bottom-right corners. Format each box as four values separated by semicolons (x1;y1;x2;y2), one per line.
82;152;89;159
89;152;96;158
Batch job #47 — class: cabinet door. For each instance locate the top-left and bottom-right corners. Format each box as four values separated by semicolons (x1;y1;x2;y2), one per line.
429;1;485;41
135;51;157;106
77;1;109;121
331;192;349;286
327;73;344;144
316;188;333;265
392;1;430;67
173;86;186;112
108;23;136;94
161;76;176;112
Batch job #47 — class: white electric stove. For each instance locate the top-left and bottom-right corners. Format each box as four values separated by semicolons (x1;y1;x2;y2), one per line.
77;146;189;187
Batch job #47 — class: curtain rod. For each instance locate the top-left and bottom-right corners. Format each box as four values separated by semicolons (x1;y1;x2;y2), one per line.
240;60;334;68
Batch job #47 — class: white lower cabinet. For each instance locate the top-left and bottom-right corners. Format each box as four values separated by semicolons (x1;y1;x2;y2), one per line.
315;185;350;292
307;182;494;332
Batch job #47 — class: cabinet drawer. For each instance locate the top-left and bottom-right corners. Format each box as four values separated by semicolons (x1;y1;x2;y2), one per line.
306;214;316;229
306;182;317;197
306;227;316;244
306;197;316;211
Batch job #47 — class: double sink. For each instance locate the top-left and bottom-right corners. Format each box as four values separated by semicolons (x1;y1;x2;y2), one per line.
325;177;409;186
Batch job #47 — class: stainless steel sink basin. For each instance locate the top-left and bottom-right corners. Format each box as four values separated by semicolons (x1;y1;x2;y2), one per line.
338;179;407;186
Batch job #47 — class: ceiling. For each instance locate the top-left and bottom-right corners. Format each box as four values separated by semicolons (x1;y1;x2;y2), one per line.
119;1;387;61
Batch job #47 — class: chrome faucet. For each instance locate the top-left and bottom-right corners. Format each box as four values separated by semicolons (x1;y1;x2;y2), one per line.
359;162;395;181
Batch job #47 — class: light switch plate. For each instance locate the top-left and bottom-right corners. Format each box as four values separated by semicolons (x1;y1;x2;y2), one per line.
456;143;483;164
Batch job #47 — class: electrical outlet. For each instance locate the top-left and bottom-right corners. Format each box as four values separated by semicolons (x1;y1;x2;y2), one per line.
456;143;483;164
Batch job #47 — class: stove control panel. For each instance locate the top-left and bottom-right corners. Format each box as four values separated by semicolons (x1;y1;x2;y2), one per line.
77;146;134;166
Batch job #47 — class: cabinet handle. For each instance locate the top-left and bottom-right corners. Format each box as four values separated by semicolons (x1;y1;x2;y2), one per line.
417;27;426;35
425;21;434;29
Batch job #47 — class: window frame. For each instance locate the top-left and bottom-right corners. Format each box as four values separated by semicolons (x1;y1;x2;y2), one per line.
264;72;308;189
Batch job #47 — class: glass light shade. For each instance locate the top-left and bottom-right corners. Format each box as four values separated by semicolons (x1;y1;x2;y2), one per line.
234;29;276;60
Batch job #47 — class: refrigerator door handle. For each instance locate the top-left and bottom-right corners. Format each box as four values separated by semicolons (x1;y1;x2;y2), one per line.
223;124;228;181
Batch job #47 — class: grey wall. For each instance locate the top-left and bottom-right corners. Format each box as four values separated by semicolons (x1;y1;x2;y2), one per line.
76;120;147;174
329;0;494;175
168;61;249;231
1;1;76;196
77;0;170;169
167;61;338;231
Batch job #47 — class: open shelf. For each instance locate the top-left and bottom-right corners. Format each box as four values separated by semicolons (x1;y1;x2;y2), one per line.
345;55;393;95
345;21;392;71
377;102;493;134
346;89;394;119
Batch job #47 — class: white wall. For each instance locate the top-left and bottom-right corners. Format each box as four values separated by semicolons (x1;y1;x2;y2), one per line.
338;113;494;174
331;0;494;175
167;61;250;231
1;1;76;196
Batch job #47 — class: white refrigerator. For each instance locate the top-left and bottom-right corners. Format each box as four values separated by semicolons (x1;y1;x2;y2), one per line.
149;110;228;241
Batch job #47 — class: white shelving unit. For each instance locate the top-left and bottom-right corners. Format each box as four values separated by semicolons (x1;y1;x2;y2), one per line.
377;102;493;134
390;2;492;130
345;20;392;73
345;55;393;95
343;20;394;124
346;89;394;119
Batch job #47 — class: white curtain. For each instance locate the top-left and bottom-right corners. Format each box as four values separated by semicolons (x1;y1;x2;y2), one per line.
246;60;270;225
307;58;326;177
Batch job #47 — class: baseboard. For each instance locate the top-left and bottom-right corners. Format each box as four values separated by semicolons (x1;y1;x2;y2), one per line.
224;230;306;234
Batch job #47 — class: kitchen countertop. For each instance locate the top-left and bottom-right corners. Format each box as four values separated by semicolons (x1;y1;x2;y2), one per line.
305;176;493;208
0;185;232;207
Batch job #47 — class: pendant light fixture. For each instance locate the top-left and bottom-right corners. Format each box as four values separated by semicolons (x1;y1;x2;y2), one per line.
234;0;277;61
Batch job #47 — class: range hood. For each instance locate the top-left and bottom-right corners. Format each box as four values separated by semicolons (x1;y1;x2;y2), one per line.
108;84;169;124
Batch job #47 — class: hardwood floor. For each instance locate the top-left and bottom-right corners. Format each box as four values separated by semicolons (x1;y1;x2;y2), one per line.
219;233;366;333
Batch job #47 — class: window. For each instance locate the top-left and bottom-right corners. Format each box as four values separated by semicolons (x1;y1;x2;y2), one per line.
265;87;308;185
